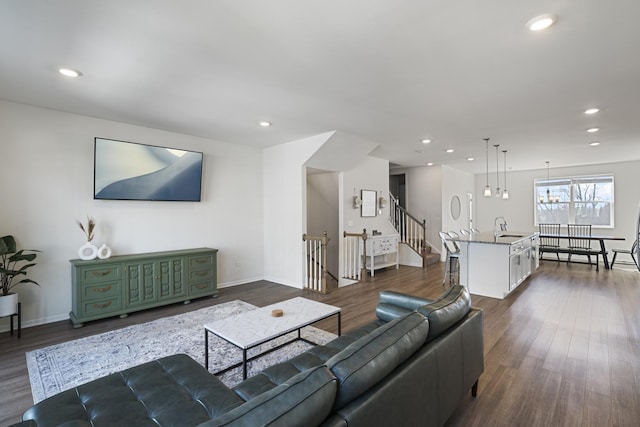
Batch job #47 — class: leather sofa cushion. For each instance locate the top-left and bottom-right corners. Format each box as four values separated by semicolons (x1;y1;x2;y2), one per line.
201;366;337;427
233;322;384;401
22;354;245;427
375;290;432;322
417;285;471;341
326;312;429;410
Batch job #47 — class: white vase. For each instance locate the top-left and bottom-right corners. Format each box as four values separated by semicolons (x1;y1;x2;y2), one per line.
0;292;18;317
97;243;112;260
78;242;98;260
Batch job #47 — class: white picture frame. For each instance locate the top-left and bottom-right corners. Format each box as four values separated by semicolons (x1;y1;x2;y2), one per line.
361;190;376;217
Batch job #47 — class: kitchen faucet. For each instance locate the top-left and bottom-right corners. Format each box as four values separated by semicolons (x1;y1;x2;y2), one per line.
494;216;508;237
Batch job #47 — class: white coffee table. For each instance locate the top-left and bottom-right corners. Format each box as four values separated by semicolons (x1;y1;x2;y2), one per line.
204;297;341;379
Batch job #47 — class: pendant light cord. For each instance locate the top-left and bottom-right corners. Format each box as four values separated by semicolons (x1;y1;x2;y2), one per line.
494;144;500;194
485;138;490;186
503;150;507;190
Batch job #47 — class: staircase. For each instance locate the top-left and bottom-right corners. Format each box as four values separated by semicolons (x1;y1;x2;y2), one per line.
302;232;339;293
389;194;439;267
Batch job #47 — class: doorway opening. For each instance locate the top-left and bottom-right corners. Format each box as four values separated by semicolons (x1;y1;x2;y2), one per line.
389;173;406;209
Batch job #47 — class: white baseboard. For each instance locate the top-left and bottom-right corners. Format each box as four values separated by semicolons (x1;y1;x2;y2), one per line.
0;312;69;334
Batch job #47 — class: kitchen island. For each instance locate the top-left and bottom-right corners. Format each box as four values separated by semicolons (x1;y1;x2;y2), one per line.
452;231;539;299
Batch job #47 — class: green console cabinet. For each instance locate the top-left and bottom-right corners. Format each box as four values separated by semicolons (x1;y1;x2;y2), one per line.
70;248;218;327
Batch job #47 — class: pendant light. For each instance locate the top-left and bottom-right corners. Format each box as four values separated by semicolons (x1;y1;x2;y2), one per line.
483;138;492;197
494;144;500;197
502;150;509;199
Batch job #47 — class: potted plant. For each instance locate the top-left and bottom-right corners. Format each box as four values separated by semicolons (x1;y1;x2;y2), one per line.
0;235;39;317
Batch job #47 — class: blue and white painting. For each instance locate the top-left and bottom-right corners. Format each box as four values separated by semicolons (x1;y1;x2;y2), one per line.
94;138;203;201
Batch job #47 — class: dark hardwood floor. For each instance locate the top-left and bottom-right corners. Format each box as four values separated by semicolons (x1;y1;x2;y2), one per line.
1;260;639;426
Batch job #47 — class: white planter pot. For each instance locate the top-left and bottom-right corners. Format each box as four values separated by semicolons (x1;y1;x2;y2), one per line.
0;292;18;317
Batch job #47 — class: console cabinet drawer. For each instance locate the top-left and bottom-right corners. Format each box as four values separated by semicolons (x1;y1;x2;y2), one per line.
81;297;122;317
79;265;122;285
81;281;121;301
70;248;218;327
189;268;213;282
190;280;216;295
189;254;214;269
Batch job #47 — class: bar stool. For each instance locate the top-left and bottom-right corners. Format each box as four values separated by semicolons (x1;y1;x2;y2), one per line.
439;231;460;286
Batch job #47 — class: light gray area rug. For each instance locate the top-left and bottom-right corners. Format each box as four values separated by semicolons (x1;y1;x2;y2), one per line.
26;300;337;404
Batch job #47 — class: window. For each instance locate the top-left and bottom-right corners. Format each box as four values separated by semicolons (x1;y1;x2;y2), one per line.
534;175;614;227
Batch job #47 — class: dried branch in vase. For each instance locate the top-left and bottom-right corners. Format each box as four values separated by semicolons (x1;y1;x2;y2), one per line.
77;216;95;242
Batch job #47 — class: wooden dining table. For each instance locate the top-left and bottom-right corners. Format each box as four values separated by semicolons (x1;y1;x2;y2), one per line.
538;233;625;269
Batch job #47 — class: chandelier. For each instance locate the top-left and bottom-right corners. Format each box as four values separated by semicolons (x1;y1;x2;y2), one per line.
539;161;559;203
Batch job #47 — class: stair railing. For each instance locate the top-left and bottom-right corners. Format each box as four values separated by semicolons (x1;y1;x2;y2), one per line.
343;228;368;281
302;231;333;293
389;194;428;267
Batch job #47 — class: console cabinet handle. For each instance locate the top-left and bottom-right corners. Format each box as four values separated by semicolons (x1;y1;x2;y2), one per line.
92;269;112;277
93;301;112;309
93;285;112;293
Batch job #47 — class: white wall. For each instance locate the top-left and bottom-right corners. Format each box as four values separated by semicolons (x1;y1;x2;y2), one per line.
262;133;332;287
441;165;475;235
342;157;393;237
0;100;264;329
395;165;443;252
307;171;340;279
474;160;640;243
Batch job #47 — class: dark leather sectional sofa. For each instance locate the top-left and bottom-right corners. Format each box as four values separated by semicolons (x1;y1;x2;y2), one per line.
16;285;483;427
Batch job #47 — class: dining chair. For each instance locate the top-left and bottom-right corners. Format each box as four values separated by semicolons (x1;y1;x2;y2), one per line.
539;223;561;261
567;224;599;271
438;231;460;286
611;239;639;270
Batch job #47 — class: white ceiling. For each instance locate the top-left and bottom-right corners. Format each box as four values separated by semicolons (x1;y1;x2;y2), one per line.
2;0;640;173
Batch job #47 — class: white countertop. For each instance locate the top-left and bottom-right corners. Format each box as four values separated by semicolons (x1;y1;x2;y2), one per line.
452;231;539;245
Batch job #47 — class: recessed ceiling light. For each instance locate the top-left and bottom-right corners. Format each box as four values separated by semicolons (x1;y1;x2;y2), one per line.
584;108;599;115
421;139;431;144
467;157;475;161
426;162;434;166
446;149;454;153
586;127;600;133
58;68;82;77
259;121;271;127
527;14;557;31
589;141;600;146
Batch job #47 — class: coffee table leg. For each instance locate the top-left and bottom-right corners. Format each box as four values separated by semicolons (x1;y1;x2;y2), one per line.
338;312;341;336
205;329;209;370
243;349;248;380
